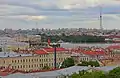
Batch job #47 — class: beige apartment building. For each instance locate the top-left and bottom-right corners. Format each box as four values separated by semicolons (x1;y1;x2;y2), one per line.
13;35;48;49
0;48;71;71
0;37;29;52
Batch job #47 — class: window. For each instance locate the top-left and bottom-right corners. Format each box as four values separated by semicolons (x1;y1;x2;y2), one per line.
49;63;51;66
26;59;28;62
14;66;16;69
51;58;53;61
39;59;41;62
23;65;25;68
44;55;46;57
12;66;14;69
12;60;14;63
18;66;19;68
32;65;33;68
37;64;38;67
45;64;47;67
23;59;25;62
29;59;30;62
14;60;16;63
36;59;38;62
41;64;43;67
39;64;41;67
18;60;19;63
46;59;48;62
86;58;88;61
34;64;36;67
21;65;22;68
52;63;53;66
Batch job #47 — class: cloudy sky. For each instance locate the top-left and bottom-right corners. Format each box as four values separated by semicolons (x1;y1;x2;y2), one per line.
0;0;120;29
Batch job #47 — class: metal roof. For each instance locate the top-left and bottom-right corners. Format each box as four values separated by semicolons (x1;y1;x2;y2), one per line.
0;66;118;78
3;66;89;78
0;52;33;58
96;66;118;72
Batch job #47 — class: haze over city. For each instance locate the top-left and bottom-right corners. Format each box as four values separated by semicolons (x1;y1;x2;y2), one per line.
0;0;120;29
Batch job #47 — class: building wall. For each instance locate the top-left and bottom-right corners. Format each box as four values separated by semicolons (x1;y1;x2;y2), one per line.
0;37;29;51
72;54;98;64
0;52;71;71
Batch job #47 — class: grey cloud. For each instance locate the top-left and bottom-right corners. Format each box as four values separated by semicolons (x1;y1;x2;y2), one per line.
0;0;120;29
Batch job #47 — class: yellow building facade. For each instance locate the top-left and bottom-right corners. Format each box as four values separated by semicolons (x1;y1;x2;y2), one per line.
0;48;71;71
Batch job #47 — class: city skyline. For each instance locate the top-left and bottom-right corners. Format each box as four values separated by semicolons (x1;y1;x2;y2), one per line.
0;0;120;29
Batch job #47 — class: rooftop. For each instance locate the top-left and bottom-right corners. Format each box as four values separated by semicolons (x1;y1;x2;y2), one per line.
0;52;33;58
34;48;69;55
34;50;48;55
106;45;120;49
83;50;105;56
2;66;118;78
44;48;68;52
0;48;69;58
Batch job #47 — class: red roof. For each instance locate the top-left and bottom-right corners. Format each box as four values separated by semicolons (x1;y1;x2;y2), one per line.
34;48;68;54
34;50;48;55
106;45;120;49
44;48;68;52
0;72;10;76
83;50;105;56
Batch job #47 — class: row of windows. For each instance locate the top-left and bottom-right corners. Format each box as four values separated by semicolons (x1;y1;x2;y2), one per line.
39;54;48;57
12;59;48;63
39;53;69;58
1;57;67;65
11;58;66;63
12;64;40;69
80;57;89;61
12;63;56;69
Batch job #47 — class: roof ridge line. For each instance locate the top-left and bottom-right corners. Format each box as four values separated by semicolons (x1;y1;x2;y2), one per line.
42;49;48;53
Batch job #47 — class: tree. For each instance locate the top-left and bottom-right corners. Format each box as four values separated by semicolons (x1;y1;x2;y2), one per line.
61;58;75;68
81;71;106;78
78;61;100;67
67;67;120;78
41;34;105;43
108;67;120;78
70;71;106;78
42;65;50;70
88;61;100;67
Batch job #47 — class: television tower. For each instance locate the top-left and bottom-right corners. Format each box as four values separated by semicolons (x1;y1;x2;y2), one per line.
100;6;103;32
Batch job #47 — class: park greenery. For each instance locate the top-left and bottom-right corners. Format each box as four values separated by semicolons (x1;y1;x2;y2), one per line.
61;58;75;68
77;61;100;67
108;67;120;78
63;67;120;78
41;34;105;43
60;58;100;68
42;65;50;70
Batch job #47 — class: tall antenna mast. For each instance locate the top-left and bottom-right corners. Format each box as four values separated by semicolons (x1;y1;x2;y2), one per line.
100;6;103;32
